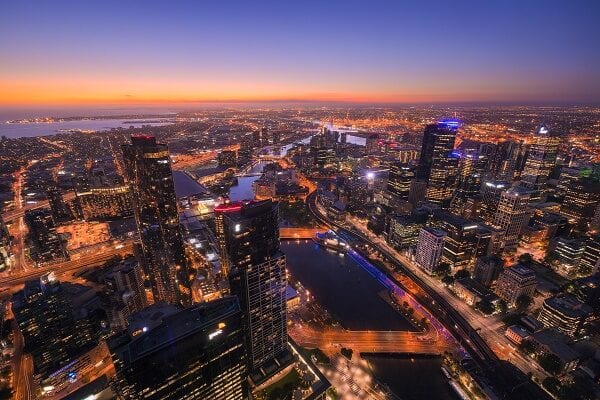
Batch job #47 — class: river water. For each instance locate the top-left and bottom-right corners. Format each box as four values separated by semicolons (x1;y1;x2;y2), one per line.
283;241;456;400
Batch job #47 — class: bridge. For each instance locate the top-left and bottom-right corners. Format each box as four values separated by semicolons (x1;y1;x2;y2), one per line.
279;227;326;239
289;324;453;355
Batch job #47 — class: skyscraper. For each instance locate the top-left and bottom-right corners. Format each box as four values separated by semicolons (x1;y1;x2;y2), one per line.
495;265;537;305
24;208;67;263
0;215;11;272
480;180;510;225
416;121;459;208
416;227;447;275
109;297;248;399
217;199;289;381
386;162;414;202
520;125;560;192
122;135;191;306
560;177;600;231
493;186;532;252
450;150;486;215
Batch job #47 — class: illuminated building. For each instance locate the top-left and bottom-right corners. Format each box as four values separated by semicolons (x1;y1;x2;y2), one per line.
550;236;585;276
416;121;459;208
450;150;486;215
109;297;248;399
556;166;587;199
538;294;593;337
520;125;560;192
486;140;527;180
436;212;491;269
492;186;532;252
365;133;380;155
101;257;148;331
386;212;428;250
578;235;600;276
76;185;132;220
12;275;99;381
386;162;414;202
0;216;11;272
480;180;509;224
24;208;68;264
560;177;600;231
473;255;504;287
122;135;191;306
416;227;446;275
218;200;290;382
218;150;238;168
495;265;536;306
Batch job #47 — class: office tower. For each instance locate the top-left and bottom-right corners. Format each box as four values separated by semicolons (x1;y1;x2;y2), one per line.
214;200;241;277
486;140;527;180
556;166;586;199
76;185;133;221
537;295;593;337
218;150;238;168
437;212;491;269
473;255;504;287
450;150;486;215
109;297;248;400
0;216;11;272
495;265;537;305
47;184;73;223
218;200;289;380
12;275;98;380
416;227;447;275
102;257;148;331
122;135;192;306
416;121;459;208
560;177;600;231
386;162;414;202
551;236;585;276
480;181;510;224
578;235;600;276
520;125;560;192
386;212;428;250
492;186;532;252
408;179;428;207
24;208;67;263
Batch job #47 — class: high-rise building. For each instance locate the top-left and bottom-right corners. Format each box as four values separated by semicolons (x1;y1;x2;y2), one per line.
480;180;510;224
495;265;537;305
437;212;491;269
217;200;290;381
537;294;593;337
122;135;191;306
415;227;447;275
560;177;600;231
24;208;67;263
450;150;486;215
578;235;600;276
386;212;428;250
473;255;504;287
386;162;414;202
109;297;248;399
520;125;560;192
416;121;459;208
492;186;532;252
12;275;98;380
486;140;527;180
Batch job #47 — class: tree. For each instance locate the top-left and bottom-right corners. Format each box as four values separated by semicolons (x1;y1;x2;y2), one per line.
454;269;470;279
436;263;451;277
519;339;538;356
538;353;562;375
516;294;533;310
341;347;353;360
475;299;494;315
496;300;508;314
518;253;534;264
441;275;455;286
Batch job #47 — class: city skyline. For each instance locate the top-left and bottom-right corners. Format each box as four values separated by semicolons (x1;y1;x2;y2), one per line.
1;1;600;107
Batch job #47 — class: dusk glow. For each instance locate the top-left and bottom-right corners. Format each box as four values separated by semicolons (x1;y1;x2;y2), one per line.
1;0;600;106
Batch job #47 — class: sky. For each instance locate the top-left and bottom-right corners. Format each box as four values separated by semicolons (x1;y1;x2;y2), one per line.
1;0;599;107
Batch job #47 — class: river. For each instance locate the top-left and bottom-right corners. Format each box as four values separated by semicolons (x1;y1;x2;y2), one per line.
283;241;456;400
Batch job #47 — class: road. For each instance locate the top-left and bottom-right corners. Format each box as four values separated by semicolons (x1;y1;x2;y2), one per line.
279;227;326;239
0;243;133;289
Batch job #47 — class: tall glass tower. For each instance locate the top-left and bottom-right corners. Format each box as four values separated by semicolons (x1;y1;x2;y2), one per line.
122;135;191;306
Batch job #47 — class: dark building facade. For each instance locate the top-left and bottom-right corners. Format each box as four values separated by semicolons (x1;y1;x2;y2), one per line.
386;162;414;202
416;121;459;208
24;208;67;263
122;135;191;306
109;297;248;399
217;199;289;381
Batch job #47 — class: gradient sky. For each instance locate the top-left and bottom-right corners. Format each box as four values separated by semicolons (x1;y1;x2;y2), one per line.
1;0;599;106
